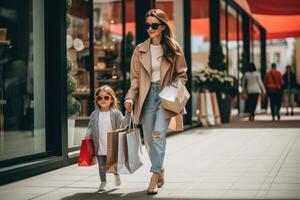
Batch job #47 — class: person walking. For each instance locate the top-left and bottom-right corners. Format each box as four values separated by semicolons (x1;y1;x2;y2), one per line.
124;9;188;195
264;63;284;121
282;65;297;116
242;63;266;121
85;86;130;192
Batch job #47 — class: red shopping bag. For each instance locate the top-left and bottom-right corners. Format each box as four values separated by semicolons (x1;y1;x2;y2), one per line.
78;138;96;166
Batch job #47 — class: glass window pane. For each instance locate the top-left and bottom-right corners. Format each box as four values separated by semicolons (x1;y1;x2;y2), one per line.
67;0;90;148
0;0;46;161
93;0;123;103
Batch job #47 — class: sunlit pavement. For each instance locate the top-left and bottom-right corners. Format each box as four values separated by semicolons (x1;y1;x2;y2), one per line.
0;110;300;200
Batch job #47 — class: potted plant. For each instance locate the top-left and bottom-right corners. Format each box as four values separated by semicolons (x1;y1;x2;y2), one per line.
215;71;235;123
194;67;235;124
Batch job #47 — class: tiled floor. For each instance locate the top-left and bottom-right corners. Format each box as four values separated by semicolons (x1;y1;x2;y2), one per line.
0;112;300;200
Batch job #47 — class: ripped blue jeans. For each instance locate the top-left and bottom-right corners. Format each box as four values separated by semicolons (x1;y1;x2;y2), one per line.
141;82;170;173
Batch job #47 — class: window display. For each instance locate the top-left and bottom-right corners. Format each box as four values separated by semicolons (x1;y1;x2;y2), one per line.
0;0;46;161
93;1;124;101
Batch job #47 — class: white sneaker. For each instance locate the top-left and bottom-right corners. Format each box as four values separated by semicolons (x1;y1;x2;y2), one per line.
98;181;106;192
114;174;121;186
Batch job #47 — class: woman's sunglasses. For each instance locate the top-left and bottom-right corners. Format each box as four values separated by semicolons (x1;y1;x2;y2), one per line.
145;23;162;30
96;95;111;101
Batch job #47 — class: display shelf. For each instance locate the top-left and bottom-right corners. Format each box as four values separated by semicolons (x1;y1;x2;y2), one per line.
70;116;90;120
0;40;10;45
72;90;90;96
95;79;120;84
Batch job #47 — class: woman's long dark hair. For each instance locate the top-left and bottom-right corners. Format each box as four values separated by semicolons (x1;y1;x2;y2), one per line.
145;9;179;63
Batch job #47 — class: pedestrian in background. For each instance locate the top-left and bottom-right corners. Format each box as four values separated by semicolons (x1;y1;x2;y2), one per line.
282;65;297;116
124;9;188;195
264;63;284;121
242;63;266;121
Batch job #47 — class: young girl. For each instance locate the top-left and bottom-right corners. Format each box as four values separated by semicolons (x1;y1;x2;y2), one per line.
86;85;130;192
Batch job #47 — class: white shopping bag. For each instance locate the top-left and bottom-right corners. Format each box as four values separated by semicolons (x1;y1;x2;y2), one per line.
117;131;131;174
205;91;215;126
117;112;143;174
159;79;190;113
124;128;143;173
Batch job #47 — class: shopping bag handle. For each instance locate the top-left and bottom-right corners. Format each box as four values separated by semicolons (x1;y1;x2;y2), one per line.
128;111;137;132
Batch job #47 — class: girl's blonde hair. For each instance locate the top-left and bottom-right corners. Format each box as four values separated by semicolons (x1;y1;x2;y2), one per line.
95;85;119;110
145;9;179;63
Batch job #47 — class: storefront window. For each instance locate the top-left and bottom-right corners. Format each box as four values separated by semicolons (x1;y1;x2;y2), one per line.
67;0;134;150
67;0;90;148
93;0;123;104
190;0;210;121
0;0;45;161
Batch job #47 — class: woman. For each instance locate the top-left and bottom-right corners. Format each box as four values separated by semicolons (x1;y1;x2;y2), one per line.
124;9;188;195
242;63;266;121
282;65;297;116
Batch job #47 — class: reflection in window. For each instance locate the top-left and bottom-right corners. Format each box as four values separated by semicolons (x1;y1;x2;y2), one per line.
0;0;45;161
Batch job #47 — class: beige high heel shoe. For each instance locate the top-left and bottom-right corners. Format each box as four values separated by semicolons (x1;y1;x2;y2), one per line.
157;168;165;188
147;173;158;195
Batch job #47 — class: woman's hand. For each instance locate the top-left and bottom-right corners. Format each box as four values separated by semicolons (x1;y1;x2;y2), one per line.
124;102;133;113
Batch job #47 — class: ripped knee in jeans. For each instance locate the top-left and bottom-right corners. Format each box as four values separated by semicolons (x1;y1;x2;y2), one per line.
153;131;161;140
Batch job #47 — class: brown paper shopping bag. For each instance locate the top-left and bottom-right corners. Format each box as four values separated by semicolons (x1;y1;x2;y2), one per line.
159;79;190;113
198;92;208;127
106;128;127;173
168;114;184;132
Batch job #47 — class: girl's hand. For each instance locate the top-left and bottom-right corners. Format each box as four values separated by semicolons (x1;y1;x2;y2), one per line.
124;102;132;113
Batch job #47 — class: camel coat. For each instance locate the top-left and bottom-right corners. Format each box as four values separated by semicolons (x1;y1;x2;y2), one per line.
125;38;188;124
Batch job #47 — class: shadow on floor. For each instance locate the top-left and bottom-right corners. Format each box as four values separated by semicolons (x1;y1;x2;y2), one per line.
59;189;229;200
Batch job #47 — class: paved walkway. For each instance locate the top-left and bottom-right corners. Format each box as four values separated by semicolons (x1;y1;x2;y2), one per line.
1;112;300;200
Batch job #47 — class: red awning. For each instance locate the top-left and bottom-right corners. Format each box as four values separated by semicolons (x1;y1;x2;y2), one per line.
235;0;300;39
247;0;300;15
253;14;300;39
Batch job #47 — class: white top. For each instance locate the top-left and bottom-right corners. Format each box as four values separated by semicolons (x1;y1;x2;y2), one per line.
98;111;112;155
243;71;266;94
150;44;163;82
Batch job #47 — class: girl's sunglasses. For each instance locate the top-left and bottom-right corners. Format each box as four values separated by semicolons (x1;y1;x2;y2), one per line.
96;95;111;101
145;23;162;30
